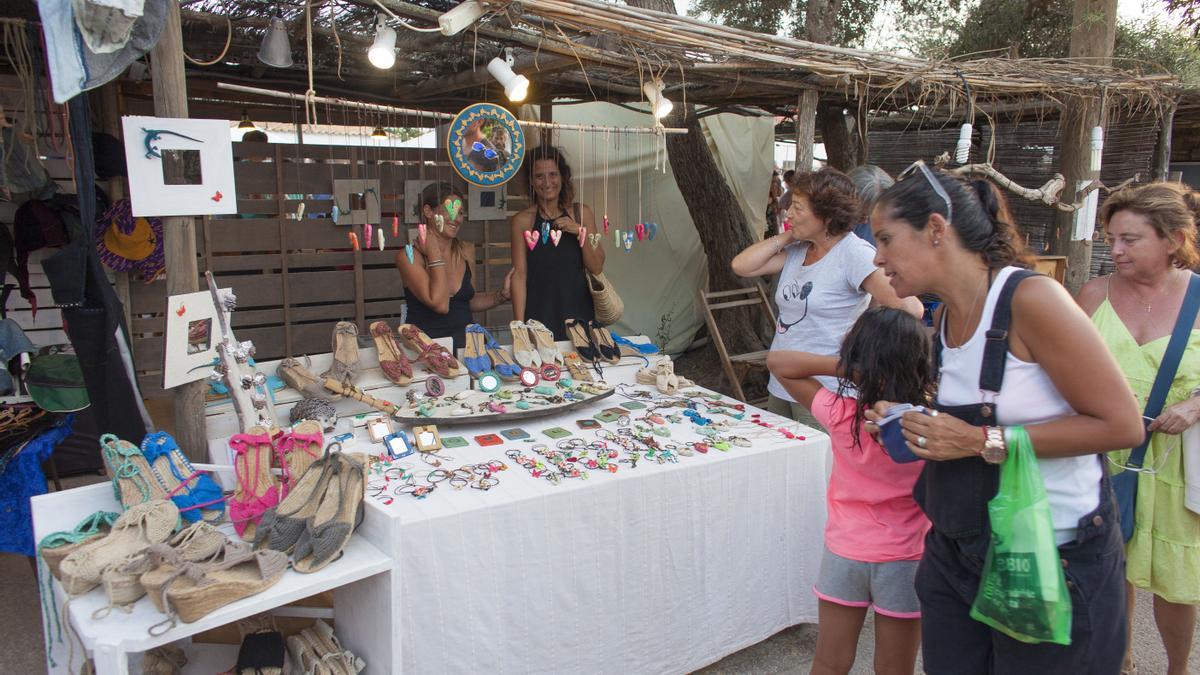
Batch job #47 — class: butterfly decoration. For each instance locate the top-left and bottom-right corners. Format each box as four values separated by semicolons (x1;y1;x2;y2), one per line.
646;222;659;241
602;215;610;234
578;226;587;248
211;191;223;202
540;222;551;245
635;223;646;241
404;244;415;264
588;233;602;249
623;232;634;252
175;304;186;317
523;230;539;251
363;224;373;250
549;229;562;247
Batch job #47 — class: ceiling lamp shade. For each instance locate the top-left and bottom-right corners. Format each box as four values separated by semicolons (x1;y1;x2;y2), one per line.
257;17;293;68
371;126;388;138
487;56;529;102
237;110;256;130
642;79;673;119
368;16;397;69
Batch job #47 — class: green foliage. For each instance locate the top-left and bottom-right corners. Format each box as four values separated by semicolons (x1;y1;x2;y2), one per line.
689;0;946;47
656;306;677;353
911;0;1199;84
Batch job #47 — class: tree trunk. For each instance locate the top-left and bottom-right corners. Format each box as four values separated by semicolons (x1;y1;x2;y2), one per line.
818;104;864;170
1050;0;1116;293
626;0;770;363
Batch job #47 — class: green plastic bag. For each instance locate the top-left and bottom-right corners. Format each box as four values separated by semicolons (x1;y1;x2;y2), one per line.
969;426;1073;645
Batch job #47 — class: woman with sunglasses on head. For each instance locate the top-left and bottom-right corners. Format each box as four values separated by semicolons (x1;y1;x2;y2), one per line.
398;182;513;350
510;145;605;341
732;168;922;430
1076;182;1200;675
866;163;1143;674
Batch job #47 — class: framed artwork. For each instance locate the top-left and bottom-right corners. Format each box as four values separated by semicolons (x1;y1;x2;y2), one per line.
332;178;382;226
162;287;231;389
468;183;507;221
447;103;525;187
121;116;237;217
404;179;438;224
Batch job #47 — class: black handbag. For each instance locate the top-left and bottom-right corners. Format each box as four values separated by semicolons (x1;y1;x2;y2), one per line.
1113;272;1200;542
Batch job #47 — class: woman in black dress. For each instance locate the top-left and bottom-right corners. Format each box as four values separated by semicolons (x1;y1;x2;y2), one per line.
398;182;512;350
510;146;606;341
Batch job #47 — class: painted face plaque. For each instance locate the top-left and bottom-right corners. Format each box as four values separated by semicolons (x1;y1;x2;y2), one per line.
448;103;525;187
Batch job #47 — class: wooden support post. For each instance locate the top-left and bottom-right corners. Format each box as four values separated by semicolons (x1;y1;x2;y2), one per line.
795;90;817;172
1154;102;1177;181
152;0;206;459
1050;0;1116;294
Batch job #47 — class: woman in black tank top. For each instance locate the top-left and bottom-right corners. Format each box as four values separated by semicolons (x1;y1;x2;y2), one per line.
510;146;606;341
397;182;512;350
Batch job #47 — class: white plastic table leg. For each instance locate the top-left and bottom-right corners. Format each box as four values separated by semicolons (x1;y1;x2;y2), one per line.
91;642;129;675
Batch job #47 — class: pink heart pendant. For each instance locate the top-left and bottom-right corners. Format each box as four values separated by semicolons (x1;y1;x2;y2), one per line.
549;229;562;246
603;215;610;233
418;222;427;246
392;214;399;237
578;226;587;247
364;223;373;250
635;223;646;241
523;230;539;251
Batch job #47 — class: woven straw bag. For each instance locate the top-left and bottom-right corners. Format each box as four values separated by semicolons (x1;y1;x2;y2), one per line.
586;271;623;325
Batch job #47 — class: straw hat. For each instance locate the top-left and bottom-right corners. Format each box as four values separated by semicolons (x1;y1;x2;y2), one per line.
95;199;164;282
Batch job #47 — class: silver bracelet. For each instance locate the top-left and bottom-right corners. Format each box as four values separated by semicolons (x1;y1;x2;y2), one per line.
426;260;445;269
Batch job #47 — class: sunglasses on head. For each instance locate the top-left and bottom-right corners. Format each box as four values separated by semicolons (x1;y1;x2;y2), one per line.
472;141;498;160
897;160;953;224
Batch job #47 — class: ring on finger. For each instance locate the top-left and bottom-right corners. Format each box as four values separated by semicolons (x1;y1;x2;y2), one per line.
917;435;927;449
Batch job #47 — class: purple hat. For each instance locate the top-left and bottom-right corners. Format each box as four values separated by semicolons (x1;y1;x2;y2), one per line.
95;199;165;282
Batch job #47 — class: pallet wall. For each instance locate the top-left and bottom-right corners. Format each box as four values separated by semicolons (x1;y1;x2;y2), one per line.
129;140;521;399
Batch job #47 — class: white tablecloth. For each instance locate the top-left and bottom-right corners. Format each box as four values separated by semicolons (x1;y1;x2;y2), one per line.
206;360;832;673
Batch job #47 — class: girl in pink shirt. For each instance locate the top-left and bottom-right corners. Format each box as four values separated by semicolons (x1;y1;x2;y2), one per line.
767;307;933;675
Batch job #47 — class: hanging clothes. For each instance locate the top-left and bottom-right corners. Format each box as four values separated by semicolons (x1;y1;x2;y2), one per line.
0;414;73;556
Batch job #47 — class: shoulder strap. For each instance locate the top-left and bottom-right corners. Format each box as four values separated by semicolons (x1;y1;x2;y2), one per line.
1128;272;1200;468
978;269;1039;393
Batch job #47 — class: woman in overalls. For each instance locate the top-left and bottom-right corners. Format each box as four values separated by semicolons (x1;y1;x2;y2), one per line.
865;164;1144;673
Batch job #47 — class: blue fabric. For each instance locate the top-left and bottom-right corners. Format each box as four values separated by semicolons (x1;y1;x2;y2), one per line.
0;414;74;556
37;0;166;103
851;221;876;247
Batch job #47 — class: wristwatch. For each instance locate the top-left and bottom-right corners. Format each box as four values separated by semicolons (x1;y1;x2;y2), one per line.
980;426;1008;464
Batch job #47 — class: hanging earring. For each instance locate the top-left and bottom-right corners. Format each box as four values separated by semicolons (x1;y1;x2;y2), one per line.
392;214;399;238
363;223;373;250
418;222;427;246
933;239;941;246
435;214;445;233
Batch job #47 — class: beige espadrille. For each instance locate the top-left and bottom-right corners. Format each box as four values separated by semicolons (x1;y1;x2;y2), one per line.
58;500;179;596
153;541;288;629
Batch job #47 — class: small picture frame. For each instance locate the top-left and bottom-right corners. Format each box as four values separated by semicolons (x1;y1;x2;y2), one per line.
384;431;414;459
162;287;231;389
412;425;443;452
122;116;237;217
367;417;395;443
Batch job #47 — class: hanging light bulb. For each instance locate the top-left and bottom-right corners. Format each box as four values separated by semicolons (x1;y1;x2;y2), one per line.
487;54;530;102
642;79;673;119
371;126;388;138
258;16;293;68
368;15;397;69
237;110;256;131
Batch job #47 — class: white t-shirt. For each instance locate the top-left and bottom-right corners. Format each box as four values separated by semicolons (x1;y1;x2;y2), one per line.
767;234;879;401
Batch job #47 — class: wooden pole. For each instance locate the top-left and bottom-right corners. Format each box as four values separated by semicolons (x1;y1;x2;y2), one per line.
1050;0;1116;294
1153;102;1177;181
152;0;207;460
795;90;817;172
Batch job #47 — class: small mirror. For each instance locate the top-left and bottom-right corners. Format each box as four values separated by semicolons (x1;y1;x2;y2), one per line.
162;149;203;185
477;371;501;393
186;318;211;354
519;367;539;388
448;104;525;187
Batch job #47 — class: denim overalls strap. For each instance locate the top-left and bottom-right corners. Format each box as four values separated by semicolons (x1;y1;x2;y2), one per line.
917;269;1039;544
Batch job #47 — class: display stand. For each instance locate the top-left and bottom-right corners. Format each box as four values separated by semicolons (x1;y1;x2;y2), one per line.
32;477;392;675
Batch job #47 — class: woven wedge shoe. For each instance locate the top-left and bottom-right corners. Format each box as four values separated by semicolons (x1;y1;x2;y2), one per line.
58;499;179;596
39;511;120;581
97;521;226;616
153;541;288;630
292;452;367;574
254;443;340;555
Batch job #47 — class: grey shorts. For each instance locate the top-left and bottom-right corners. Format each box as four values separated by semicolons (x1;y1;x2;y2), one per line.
814;546;921;618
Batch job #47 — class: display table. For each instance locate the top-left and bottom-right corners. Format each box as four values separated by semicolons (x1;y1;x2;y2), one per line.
202;353;832;674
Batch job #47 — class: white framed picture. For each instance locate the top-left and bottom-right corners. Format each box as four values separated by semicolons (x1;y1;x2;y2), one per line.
162;288;231;389
468;183;507;221
122;116;238;217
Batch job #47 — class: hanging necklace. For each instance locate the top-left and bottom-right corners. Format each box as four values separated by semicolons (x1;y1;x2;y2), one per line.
948;271;989;347
1122;269;1179;314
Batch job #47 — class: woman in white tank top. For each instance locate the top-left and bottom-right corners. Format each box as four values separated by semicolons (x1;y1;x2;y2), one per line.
863;162;1143;674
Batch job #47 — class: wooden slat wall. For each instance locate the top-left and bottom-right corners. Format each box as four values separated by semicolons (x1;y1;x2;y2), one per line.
129;140;520;399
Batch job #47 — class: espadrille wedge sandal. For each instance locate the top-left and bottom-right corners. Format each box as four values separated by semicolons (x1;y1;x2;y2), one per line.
292;452;367;574
150;541;288;633
100;434;169;510
58;500;179;596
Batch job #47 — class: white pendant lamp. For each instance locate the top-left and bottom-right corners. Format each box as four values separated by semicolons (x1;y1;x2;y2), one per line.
368;15;397;69
487;55;530;102
258;17;293;68
642;79;673;119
